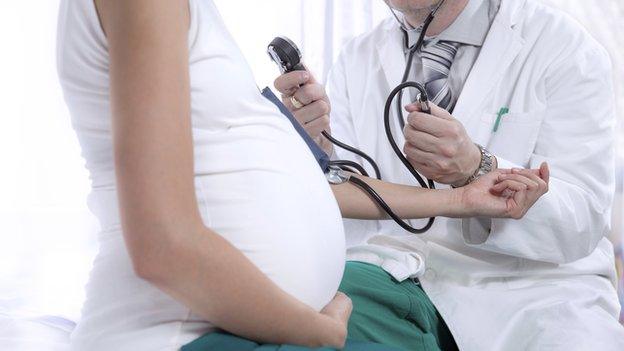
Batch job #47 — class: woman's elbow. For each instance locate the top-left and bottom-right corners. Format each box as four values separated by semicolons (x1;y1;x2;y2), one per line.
132;257;160;282
129;243;169;283
123;225;182;283
120;206;205;281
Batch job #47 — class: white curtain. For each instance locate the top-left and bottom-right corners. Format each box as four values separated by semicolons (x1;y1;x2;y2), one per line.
213;0;391;85
1;0;623;325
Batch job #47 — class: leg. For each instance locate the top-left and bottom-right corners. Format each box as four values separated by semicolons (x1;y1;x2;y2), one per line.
182;332;404;351
338;262;458;351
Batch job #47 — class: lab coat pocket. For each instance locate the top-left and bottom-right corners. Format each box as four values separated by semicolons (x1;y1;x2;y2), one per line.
480;111;544;167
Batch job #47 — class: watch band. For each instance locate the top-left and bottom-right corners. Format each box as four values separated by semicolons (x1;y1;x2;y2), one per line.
466;144;494;185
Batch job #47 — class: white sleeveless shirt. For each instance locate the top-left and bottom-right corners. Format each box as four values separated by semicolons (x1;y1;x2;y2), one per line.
57;0;345;349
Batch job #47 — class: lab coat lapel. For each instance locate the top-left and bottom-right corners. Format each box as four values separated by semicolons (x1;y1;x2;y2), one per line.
453;0;526;146
376;24;406;91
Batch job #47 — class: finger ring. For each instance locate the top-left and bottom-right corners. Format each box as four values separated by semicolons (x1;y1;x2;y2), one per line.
290;95;304;109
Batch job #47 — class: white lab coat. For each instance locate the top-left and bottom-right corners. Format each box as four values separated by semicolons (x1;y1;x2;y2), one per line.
326;0;624;350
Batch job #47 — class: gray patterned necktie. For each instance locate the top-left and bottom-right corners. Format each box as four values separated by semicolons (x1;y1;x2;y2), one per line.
420;41;460;111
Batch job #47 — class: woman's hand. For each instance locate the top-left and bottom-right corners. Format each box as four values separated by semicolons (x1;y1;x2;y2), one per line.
459;163;550;219
316;292;352;349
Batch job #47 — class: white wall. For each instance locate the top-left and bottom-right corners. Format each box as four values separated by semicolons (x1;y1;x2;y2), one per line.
0;0;98;321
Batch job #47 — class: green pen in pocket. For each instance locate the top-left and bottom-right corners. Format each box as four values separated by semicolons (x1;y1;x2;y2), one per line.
493;107;510;133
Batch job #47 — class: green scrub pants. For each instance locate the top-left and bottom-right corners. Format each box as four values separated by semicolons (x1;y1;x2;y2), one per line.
182;262;457;351
181;333;402;351
338;262;458;351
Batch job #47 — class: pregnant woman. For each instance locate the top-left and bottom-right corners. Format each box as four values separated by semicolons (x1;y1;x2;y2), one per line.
57;0;548;350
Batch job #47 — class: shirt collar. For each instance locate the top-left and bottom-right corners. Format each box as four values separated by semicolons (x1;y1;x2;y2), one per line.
405;0;491;48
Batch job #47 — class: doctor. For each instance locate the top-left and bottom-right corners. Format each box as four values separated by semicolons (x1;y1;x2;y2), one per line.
275;0;624;350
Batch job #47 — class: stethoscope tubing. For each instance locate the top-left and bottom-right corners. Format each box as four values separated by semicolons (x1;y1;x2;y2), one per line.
269;1;446;233
326;3;444;234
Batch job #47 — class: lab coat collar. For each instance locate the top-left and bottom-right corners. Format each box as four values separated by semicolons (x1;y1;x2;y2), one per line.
453;0;527;141
376;19;407;92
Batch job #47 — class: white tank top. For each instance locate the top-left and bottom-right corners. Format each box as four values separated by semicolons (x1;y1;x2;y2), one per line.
57;0;345;349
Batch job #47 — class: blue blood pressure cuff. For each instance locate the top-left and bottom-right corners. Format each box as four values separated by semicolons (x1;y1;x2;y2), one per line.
261;87;330;173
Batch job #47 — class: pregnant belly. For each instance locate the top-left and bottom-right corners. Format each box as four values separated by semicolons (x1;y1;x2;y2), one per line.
195;165;346;311
192;124;346;310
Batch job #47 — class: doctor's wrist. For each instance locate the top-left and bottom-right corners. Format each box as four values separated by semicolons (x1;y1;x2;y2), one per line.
454;144;498;188
451;143;482;188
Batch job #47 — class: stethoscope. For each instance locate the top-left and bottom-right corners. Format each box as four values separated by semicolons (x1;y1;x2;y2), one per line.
267;0;446;234
388;0;448;131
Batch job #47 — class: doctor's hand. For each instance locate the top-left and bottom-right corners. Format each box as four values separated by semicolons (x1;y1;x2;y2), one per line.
458;163;550;219
403;103;483;187
274;70;334;155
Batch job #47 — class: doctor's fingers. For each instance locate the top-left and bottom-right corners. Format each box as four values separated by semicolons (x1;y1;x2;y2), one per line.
292;83;329;106
403;127;439;153
282;86;330;112
428;102;454;120
406;112;450;137
405;102;453;120
293;100;331;124
274;71;310;96
404;146;451;175
405;158;439;180
304;115;331;138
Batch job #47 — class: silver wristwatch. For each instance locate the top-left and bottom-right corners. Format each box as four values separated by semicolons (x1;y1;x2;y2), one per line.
466;144;495;185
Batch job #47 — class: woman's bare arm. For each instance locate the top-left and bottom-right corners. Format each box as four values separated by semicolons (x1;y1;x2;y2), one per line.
331;167;549;221
331;175;460;220
96;0;347;347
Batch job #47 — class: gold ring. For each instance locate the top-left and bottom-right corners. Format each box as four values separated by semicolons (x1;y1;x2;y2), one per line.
290;95;304;109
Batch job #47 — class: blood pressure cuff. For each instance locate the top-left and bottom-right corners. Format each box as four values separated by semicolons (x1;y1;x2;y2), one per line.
261;87;330;172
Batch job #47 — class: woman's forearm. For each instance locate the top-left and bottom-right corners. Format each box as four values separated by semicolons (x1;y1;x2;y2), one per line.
331;174;463;220
140;223;340;347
